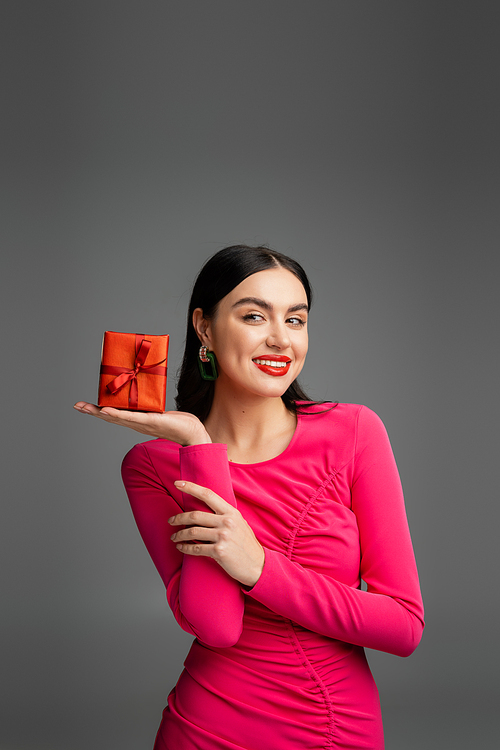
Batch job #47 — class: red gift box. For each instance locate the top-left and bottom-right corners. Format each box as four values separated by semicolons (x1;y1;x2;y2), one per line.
98;331;169;412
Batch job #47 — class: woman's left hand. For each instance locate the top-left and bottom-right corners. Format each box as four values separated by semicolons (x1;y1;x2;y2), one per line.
170;480;265;589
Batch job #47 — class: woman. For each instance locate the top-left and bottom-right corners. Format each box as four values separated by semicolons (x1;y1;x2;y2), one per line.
74;244;424;750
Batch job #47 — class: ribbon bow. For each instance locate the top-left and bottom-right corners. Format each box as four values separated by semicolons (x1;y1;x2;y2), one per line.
101;335;167;409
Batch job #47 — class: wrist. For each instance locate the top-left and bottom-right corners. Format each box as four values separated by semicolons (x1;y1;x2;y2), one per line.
185;429;212;446
241;546;266;590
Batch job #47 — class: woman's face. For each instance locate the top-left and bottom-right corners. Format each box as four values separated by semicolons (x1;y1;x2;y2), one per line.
194;267;309;401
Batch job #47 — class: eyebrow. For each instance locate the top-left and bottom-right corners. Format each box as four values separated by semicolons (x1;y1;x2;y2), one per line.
231;296;309;313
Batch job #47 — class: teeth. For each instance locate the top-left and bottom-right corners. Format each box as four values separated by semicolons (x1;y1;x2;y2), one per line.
254;359;289;367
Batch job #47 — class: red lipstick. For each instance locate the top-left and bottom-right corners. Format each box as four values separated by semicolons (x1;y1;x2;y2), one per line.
252;355;291;377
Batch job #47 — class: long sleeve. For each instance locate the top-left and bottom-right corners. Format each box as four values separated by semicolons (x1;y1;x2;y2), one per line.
244;407;425;657
178;443;245;642
121;441;244;648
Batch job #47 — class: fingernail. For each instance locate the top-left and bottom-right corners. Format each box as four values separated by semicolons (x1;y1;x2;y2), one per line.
174;481;186;488
168;517;174;523
100;411;111;417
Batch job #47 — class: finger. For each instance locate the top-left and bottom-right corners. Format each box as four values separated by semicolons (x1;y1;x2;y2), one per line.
74;402;156;431
171;526;216;544
74;401;90;410
74;403;128;421
168;509;221;527
175;541;214;557
173;480;232;515
98;407;142;421
73;402;102;416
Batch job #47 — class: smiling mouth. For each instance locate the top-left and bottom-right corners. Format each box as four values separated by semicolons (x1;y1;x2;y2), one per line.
252;357;292;376
253;358;289;368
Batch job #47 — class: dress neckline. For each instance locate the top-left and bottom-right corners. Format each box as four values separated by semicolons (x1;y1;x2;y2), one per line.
227;412;303;468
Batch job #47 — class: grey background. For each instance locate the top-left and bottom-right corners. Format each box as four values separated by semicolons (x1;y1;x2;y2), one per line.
1;1;499;748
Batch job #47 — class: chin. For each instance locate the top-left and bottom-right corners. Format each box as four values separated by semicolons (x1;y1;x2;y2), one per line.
252;380;293;400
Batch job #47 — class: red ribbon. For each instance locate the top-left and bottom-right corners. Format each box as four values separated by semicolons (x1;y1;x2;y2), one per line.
100;335;167;409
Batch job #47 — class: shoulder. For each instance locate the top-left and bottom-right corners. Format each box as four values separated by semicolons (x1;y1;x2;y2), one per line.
297;401;366;428
122;438;181;481
299;402;385;429
123;437;180;463
296;402;390;465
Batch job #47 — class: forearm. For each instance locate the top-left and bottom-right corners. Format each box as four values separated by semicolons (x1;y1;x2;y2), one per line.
245;547;423;657
122;442;244;648
178;444;245;645
247;407;424;657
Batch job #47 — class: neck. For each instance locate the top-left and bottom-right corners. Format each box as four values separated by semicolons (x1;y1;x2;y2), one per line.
204;386;296;463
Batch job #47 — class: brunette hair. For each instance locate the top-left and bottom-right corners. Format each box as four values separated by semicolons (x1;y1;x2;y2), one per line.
175;244;332;421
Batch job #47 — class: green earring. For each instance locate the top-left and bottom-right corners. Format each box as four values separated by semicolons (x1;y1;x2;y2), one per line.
198;346;218;381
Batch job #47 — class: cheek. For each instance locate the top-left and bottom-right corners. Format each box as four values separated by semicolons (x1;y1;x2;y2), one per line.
213;335;253;372
221;329;259;359
297;335;308;361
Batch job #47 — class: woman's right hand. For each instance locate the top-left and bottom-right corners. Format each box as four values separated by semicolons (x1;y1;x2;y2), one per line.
73;402;211;447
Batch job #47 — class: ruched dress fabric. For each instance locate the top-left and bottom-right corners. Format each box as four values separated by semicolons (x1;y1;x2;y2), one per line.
121;403;424;750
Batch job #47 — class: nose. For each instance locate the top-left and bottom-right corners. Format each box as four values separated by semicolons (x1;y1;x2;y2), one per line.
266;322;291;350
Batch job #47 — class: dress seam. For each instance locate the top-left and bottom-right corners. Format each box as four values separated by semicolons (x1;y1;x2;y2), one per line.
286;621;336;747
284;471;341;746
285;471;339;559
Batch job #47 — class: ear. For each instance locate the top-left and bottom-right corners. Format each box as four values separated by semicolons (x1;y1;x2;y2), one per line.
192;308;213;347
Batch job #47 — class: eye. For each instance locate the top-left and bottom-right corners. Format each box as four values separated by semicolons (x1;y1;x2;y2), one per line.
287;316;306;327
242;312;265;323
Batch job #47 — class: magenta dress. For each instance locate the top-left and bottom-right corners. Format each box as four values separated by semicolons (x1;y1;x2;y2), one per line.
121;403;424;749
